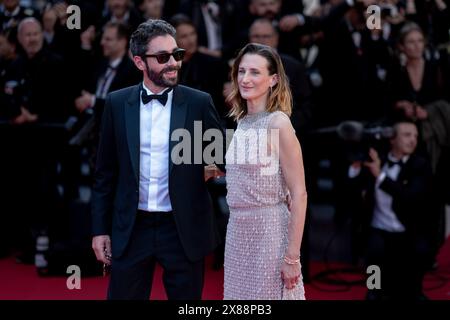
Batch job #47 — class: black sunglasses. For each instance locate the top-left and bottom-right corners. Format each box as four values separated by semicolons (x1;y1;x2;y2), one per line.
142;48;186;64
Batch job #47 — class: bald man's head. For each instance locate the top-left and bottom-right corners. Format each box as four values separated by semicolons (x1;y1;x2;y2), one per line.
18;18;43;58
249;19;279;48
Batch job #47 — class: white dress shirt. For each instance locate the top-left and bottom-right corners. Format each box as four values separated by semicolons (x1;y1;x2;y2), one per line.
95;57;122;99
201;3;222;51
138;83;173;212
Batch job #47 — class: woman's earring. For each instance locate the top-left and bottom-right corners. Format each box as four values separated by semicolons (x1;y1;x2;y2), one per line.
269;86;273;96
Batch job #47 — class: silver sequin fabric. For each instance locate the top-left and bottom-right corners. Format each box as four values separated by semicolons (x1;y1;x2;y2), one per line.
224;111;305;300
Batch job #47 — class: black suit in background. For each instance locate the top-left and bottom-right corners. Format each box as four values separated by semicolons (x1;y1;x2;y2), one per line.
73;54;141;148
179;51;227;121
65;55;141;200
178;0;240;57
92;84;225;299
80;55;142;117
350;154;437;299
280;53;313;139
6;49;68;121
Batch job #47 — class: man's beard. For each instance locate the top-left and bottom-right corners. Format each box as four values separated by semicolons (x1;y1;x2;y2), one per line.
145;62;180;88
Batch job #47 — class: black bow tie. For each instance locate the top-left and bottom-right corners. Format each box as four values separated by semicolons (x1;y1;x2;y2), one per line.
141;88;171;106
386;159;404;168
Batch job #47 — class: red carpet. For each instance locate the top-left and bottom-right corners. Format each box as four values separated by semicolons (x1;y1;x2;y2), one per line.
1;237;449;300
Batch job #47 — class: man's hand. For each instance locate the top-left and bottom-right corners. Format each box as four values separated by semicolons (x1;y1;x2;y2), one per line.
416;106;428;120
395;100;416;119
363;148;381;178
351;161;362;169
75;90;94;113
435;0;447;11
92;235;112;265
80;25;96;50
204;164;225;181
12;107;38;125
279;15;301;32
53;2;69;25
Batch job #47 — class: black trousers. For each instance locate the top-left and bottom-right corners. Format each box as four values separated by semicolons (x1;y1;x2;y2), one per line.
365;227;430;300
107;211;205;300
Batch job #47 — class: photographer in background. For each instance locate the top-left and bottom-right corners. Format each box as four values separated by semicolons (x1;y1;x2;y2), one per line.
348;119;436;300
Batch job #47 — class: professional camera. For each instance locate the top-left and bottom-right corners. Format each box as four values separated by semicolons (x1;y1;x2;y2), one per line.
314;120;394;162
336;121;394;162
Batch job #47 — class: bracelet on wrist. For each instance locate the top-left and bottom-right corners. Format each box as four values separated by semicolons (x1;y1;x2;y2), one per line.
284;256;300;265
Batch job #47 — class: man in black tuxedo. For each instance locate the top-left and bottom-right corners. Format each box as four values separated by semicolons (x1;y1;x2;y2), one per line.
91;19;225;300
349;120;436;300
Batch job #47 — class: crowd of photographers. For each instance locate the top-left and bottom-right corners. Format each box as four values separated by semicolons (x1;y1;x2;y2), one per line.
1;0;449;299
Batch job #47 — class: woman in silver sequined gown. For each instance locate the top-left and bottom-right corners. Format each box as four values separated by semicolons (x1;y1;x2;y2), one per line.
223;44;307;300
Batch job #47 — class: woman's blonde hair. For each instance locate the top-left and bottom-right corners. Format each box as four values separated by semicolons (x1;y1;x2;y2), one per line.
226;43;292;121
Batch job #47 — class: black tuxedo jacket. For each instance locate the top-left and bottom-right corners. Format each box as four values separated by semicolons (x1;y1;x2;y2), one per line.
91;84;225;261
352;154;435;237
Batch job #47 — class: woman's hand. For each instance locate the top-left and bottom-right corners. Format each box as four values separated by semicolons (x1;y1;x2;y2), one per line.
281;261;301;290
